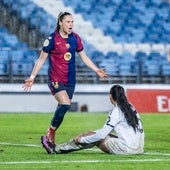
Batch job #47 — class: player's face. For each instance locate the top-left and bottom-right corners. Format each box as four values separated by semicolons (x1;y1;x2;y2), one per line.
60;15;73;35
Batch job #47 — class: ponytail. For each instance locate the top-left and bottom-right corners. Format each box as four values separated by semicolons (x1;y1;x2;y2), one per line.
110;85;139;132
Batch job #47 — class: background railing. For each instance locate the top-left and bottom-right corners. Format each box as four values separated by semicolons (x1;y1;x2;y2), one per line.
0;48;170;84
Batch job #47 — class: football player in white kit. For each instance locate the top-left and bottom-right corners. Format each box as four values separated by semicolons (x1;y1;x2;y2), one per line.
41;84;144;154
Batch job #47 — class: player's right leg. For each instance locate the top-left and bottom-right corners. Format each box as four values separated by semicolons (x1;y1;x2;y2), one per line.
55;139;96;154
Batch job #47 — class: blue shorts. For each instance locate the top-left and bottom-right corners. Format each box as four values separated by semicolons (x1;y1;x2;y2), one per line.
48;81;75;99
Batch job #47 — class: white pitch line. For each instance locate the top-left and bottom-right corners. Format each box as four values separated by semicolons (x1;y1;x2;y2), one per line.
1;142;170;157
144;152;170;156
0;142;41;148
0;158;170;165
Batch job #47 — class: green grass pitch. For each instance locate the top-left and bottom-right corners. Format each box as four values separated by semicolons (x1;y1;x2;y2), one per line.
0;112;170;170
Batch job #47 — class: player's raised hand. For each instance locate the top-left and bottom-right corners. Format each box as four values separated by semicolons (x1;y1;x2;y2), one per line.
22;77;34;92
96;68;110;79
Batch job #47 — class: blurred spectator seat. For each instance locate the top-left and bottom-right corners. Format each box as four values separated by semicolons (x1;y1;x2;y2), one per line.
21;63;33;75
162;64;170;76
142;60;160;76
0;50;9;63
11;50;25;62
119;64;133;76
0;63;6;75
99;59;119;76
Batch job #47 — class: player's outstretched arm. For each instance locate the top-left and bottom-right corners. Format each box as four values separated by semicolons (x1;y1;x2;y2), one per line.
78;50;110;79
22;51;49;92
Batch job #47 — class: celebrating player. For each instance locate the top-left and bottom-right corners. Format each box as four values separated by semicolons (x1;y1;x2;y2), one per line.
41;84;145;155
22;12;109;152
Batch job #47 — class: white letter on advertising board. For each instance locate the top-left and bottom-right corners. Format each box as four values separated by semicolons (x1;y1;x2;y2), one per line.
157;96;168;112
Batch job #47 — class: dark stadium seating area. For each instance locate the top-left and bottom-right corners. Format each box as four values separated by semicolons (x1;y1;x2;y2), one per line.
0;24;38;81
0;0;170;84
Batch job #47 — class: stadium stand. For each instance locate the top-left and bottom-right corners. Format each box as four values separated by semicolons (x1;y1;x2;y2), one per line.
0;0;170;84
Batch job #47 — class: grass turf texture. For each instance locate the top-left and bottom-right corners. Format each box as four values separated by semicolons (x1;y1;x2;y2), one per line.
0;112;170;170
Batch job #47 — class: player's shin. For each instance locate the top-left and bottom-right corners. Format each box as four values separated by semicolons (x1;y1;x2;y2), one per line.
54;139;95;153
51;104;70;129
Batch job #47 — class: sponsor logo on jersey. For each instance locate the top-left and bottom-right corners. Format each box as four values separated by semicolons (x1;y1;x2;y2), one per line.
66;43;70;49
64;52;72;61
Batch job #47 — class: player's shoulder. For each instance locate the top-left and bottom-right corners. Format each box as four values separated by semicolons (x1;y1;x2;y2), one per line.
43;31;56;43
110;105;122;117
42;31;56;52
71;32;81;38
48;31;57;39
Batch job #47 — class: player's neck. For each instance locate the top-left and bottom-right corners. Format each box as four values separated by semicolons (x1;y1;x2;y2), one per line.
59;30;68;38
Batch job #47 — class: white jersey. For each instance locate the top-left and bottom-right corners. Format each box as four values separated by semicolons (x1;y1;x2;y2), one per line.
80;104;144;154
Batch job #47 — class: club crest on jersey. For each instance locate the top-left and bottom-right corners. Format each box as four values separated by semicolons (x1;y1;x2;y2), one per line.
64;52;72;61
43;39;49;47
52;82;59;89
66;43;70;49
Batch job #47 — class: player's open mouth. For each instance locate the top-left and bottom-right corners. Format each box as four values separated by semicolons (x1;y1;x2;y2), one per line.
68;28;72;33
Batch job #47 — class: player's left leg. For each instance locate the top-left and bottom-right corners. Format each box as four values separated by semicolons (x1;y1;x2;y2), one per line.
54;139;96;154
42;83;75;152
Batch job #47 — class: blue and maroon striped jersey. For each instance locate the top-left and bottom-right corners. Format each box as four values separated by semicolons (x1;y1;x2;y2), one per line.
42;31;83;85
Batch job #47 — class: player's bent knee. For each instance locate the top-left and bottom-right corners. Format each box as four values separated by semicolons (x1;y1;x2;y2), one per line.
97;142;110;153
97;137;110;153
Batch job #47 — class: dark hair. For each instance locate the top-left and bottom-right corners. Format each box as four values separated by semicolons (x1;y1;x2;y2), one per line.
56;12;72;31
110;85;139;132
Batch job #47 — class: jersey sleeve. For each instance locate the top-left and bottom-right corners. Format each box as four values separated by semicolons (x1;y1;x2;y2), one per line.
42;33;55;53
79;107;122;144
74;33;83;52
80;125;113;144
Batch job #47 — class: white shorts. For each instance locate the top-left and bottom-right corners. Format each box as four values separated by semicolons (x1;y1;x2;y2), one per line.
103;134;144;155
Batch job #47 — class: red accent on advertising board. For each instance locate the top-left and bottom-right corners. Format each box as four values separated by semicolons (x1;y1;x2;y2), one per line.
126;89;170;113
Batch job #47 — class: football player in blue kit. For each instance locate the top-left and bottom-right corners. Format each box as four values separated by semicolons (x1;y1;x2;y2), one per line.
22;12;109;152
